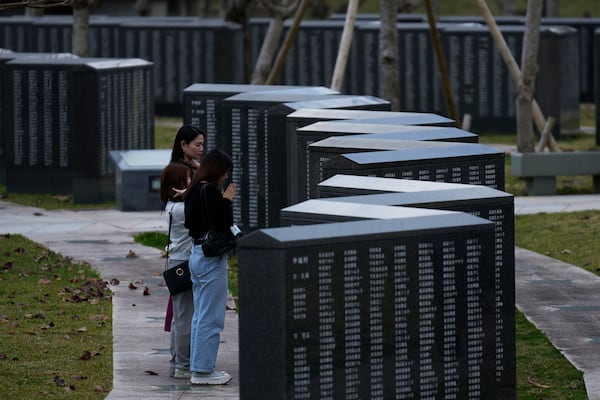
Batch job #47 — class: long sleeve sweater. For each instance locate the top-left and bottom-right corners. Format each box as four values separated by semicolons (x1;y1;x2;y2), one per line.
164;201;192;261
184;182;233;240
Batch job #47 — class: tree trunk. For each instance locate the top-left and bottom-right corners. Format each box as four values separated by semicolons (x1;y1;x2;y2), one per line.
71;1;98;57
378;0;399;110
542;0;559;17
221;0;252;82
330;0;359;91
516;0;543;153
266;0;310;85
25;6;45;17
398;0;424;13
251;16;284;84
134;0;151;16
494;0;516;15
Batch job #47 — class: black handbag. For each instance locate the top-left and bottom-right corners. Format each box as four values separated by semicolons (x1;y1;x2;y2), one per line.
200;184;238;258
163;260;191;296
162;209;192;295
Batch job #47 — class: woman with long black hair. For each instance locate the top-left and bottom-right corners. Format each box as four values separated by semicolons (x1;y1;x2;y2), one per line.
184;149;236;385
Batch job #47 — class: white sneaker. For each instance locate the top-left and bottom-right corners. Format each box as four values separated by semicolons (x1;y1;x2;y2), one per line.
190;370;232;385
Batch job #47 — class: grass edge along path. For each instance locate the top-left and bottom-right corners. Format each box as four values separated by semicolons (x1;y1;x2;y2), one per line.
0;234;113;400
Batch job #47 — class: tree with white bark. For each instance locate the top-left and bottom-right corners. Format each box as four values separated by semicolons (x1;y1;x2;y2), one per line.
378;0;399;110
250;0;300;84
516;0;543;152
71;0;99;57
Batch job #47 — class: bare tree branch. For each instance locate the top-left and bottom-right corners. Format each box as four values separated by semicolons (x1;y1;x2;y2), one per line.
257;0;299;17
0;0;69;10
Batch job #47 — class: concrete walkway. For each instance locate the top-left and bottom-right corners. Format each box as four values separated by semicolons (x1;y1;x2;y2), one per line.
2;194;600;399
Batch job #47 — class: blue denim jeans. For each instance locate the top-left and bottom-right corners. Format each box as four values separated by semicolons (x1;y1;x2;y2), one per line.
189;243;228;373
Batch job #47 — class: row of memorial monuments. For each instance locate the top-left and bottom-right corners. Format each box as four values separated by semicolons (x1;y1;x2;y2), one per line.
177;83;514;399
0;72;517;398
0;48;154;202
1;14;600;136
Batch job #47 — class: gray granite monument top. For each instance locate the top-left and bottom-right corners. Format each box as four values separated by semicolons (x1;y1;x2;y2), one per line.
349;128;478;142
336;143;502;164
6;57;151;69
309;136;455;152
109;150;170;170
183;83;318;96
318;174;476;192
279;95;390;111
0;52;78;61
329;187;513;207
224;87;339;104
239;212;493;247
442;23;577;36
281;199;464;220
287;108;454;124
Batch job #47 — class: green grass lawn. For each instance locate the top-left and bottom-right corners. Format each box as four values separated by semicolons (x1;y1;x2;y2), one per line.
355;0;600;17
0;234;113;399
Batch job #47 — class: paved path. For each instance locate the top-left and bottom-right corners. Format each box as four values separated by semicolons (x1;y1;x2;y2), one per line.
2;194;600;399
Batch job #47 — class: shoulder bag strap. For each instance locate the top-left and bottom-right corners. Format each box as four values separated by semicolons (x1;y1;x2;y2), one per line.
200;183;214;230
164;208;173;272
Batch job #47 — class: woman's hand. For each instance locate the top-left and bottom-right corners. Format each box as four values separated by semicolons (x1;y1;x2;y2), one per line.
172;187;187;198
222;183;236;201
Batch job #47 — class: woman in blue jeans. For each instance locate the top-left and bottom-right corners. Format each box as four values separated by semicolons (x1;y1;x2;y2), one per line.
184;149;235;385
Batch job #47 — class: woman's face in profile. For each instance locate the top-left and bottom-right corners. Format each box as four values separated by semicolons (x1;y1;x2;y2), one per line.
182;134;205;161
217;170;229;186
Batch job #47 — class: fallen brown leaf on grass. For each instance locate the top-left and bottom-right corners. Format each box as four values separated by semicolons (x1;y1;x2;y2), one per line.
528;376;551;389
38;278;52;285
53;375;66;386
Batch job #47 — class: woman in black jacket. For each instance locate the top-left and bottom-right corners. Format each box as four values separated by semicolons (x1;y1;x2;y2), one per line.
184;149;235;385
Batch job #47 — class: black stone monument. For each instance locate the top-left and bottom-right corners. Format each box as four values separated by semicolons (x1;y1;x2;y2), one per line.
353;21;451;113
291;120;465;203
0;16;33;52
305;137;459;201
542;17;600;103
441;24;580;136
281;188;516;400
4;57;154;203
594;28;600;145
119;18;244;109
280;20;348;89
0;51;79;185
30;15;73;53
322;144;505;190
222;88;340;231
238;216;497;399
182;83;321;152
